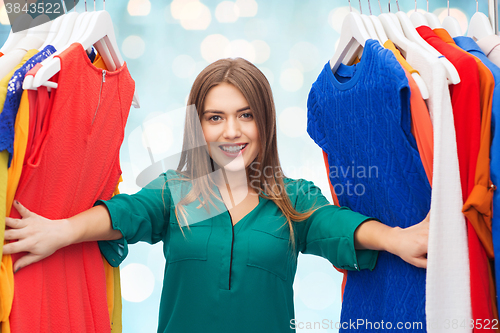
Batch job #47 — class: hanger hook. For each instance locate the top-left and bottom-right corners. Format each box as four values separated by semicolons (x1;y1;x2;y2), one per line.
427;0;429;12
74;0;76;12
378;0;383;13
395;0;399;11
358;0;362;14
85;0;87;12
368;0;373;15
94;0;96;11
447;0;450;16
348;0;352;12
476;0;478;12
415;0;417;12
388;0;390;13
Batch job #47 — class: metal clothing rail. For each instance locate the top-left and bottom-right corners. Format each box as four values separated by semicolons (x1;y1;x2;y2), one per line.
489;0;498;34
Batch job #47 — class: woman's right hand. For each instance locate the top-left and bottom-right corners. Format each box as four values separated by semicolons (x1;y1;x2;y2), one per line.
3;200;73;272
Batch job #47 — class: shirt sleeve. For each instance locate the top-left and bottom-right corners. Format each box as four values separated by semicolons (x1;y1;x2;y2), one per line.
95;173;170;267
292;179;379;271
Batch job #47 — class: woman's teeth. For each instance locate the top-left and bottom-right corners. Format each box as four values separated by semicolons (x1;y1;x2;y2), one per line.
220;144;247;153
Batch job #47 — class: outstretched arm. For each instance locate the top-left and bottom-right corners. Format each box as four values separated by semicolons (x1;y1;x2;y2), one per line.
3;200;121;272
354;211;430;268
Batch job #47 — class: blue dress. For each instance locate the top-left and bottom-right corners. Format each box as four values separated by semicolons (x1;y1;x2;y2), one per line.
0;45;56;166
307;40;431;332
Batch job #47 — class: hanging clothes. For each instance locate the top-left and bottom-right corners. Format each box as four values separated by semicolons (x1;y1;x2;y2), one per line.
8;43;135;332
400;38;472;333
307;40;431;332
454;35;500;321
432;27;497;330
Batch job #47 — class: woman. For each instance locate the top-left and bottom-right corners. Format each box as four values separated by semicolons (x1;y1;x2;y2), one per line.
3;58;429;332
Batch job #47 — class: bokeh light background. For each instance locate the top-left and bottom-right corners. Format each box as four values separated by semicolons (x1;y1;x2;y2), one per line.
0;0;496;332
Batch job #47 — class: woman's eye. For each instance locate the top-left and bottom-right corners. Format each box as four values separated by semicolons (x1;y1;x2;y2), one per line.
241;113;253;119
209;115;222;122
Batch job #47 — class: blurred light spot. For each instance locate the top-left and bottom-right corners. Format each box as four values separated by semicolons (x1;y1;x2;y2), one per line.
122;35;145;59
127;0;151;16
298;271;336;310
251;40;270;64
224;39;255;62
244;18;267;39
437;8;468;35
171;0;197;19
279;106;307;138
201;34;231;63
172;54;196;78
329;6;358;33
290;41;320;72
280;68;303;92
121;263;155;303
258;66;274;85
142;121;174;154
171;0;211;30
235;0;258;17
215;1;239;23
0;5;11;25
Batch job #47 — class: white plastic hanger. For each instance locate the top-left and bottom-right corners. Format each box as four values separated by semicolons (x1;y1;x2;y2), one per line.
359;0;381;41
395;5;460;84
379;0;429;99
33;5;140;108
410;0;430;28
421;0;443;29
330;0;371;73
0;13;32;54
442;0;463;38
40;15;64;50
467;0;494;41
369;0;388;44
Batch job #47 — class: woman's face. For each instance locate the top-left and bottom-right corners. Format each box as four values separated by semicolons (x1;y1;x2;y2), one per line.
201;82;260;172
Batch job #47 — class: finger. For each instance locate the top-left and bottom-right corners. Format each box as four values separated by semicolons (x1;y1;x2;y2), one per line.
14;253;44;273
411;257;427;269
5;217;27;229
2;240;29;255
13;200;33;219
4;228;24;241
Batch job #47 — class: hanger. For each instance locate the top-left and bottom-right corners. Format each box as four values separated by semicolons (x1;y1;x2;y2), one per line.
423;0;443;29
359;0;381;41
48;0;80;51
0;13;32;54
442;0;463;37
330;0;371;73
467;0;494;41
378;1;429;99
369;0;388;44
395;2;460;84
360;1;381;41
32;3;140;108
40;15;64;50
410;0;430;27
25;1;52;41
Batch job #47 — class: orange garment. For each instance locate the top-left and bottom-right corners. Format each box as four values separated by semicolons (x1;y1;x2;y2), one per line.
92;53;123;333
0;52;4;57
383;40;419;75
434;27;498;328
383;40;434;184
322;150;348;300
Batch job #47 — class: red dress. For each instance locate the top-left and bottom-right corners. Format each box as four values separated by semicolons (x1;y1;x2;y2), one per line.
9;43;135;332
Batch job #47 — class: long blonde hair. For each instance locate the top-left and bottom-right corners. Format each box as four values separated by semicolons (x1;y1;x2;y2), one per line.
169;58;320;247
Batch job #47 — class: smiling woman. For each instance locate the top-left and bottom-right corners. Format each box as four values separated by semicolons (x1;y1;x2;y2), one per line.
2;57;430;333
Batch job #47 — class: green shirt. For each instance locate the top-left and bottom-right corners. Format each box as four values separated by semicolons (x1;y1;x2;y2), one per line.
96;170;378;333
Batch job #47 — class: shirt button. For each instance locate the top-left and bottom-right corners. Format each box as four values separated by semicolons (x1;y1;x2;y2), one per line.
354;263;358;270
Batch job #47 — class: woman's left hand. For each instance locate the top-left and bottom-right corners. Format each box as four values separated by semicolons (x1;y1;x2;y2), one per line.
387;211;430;269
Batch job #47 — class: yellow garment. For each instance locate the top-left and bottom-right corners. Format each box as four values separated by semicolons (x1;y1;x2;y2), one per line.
383;40;419;75
0;50;38;115
0;50;38;333
0;152;11;333
93;52;123;332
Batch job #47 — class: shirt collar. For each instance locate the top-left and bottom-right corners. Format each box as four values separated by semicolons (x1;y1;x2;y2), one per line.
453;36;486;55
